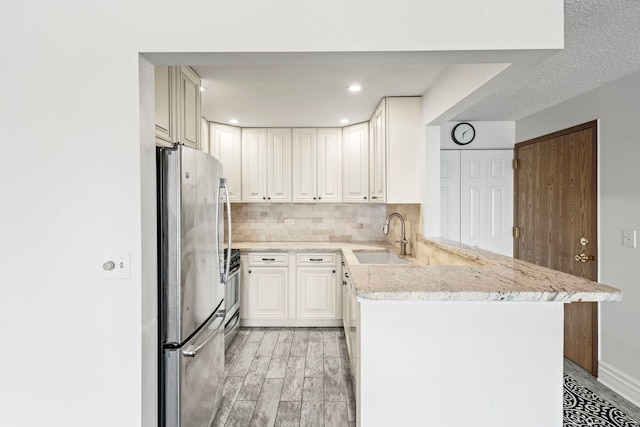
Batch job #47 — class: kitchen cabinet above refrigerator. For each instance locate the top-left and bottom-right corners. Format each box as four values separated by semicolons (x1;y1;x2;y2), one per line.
154;66;202;150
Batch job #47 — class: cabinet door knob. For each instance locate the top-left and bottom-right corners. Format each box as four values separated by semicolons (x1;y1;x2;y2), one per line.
313;197;317;200
262;197;266;200
318;197;321;200
371;196;378;199
248;269;252;274
267;197;271;200
332;269;336;274
364;196;367;200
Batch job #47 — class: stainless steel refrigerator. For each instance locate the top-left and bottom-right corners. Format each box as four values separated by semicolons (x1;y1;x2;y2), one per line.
157;144;231;427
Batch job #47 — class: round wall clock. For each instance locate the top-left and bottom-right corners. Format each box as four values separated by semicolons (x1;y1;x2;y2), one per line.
451;122;476;145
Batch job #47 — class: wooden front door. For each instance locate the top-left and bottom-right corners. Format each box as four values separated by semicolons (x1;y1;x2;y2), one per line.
514;121;598;376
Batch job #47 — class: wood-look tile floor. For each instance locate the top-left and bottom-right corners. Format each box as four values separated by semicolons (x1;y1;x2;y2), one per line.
214;328;356;427
214;328;640;427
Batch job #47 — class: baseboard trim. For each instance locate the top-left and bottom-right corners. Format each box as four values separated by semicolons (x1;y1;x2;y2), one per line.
240;318;343;328
598;360;640;408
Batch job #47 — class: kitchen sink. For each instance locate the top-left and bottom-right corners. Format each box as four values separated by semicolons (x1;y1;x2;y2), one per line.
353;251;410;265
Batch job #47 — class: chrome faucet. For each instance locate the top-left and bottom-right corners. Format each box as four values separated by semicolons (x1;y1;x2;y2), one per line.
383;212;408;255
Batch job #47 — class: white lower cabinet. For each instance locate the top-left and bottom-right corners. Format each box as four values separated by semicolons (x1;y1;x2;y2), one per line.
342;266;349;329
247;266;289;319
241;251;342;327
343;264;358;380
296;253;340;319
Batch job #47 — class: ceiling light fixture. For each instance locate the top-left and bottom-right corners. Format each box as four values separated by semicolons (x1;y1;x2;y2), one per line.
340;119;350;124
199;86;207;92
229;118;239;124
348;84;362;92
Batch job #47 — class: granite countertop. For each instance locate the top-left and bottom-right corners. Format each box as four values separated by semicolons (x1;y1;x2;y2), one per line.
233;239;622;303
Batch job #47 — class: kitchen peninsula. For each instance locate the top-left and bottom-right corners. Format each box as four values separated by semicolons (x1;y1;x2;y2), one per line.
234;238;621;427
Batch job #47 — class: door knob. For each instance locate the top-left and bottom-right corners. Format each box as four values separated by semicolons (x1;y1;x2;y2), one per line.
574;253;595;263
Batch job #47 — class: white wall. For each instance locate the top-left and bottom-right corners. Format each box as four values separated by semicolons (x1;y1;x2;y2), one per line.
422;64;510;124
0;1;562;425
441;121;515;149
517;71;640;405
423;125;442;236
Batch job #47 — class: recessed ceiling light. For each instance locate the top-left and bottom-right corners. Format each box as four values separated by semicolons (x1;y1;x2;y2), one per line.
348;84;362;92
199;86;207;92
340;119;350;124
229;118;239;124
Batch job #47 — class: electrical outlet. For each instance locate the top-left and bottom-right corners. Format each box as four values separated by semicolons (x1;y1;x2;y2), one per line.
284;218;294;225
622;229;637;248
102;251;131;279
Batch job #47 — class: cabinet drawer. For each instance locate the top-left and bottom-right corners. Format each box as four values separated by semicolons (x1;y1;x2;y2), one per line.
248;252;289;266
297;253;336;266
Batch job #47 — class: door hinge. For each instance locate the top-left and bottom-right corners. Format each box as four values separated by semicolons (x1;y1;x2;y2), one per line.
513;226;521;239
513;158;520;170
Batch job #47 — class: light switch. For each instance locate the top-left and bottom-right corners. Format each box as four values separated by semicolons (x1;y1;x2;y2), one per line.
102;251;131;279
284;219;294;225
622;229;636;248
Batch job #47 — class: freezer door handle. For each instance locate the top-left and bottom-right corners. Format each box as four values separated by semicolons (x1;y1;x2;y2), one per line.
182;310;226;358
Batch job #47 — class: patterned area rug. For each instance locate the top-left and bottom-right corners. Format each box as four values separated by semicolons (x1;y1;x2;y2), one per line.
564;374;640;426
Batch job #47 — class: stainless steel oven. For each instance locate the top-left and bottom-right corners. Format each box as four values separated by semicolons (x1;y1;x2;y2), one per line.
223;249;241;348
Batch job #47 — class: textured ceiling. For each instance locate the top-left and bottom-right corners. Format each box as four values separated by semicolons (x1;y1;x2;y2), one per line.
194;0;640;126
456;0;640;121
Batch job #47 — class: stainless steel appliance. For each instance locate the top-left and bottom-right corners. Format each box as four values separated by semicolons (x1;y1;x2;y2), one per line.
157;144;232;427
223;248;241;348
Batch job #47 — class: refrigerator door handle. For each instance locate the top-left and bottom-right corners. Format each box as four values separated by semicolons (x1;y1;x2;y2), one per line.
182;310;226;358
221;178;232;283
215;177;222;286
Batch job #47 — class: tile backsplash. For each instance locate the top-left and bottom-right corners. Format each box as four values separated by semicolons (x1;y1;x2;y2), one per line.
231;203;387;242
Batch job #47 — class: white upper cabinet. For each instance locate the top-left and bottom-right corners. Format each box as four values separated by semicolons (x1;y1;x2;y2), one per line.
241;128;268;202
154;66;202;150
384;97;423;204
228;97;421;205
292;128;342;202
267;129;292;202
242;128;291;202
211;123;242;202
179;66;201;149
316;129;342;202
342;123;369;203
292;129;317;202
154;66;179;147
368;97;423;204
369;100;386;203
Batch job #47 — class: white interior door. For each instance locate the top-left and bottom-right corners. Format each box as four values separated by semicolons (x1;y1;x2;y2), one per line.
440;150;461;242
460;150;513;256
